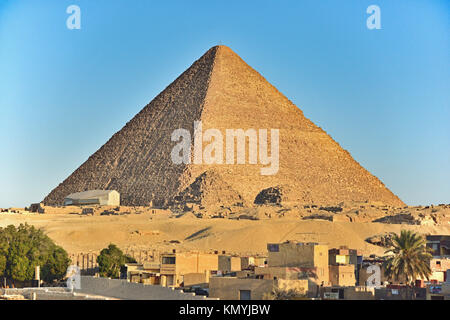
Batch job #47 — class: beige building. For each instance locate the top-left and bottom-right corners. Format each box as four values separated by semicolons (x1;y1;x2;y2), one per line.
124;262;161;285
218;255;241;273
329;264;356;287
209;277;308;300
240;256;267;269
160;251;220;286
320;286;375;300
429;258;450;282
266;241;329;286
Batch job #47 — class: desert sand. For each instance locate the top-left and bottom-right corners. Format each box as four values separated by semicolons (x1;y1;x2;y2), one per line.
1;204;448;258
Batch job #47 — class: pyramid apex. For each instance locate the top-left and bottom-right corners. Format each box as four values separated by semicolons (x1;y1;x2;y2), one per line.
208;45;236;54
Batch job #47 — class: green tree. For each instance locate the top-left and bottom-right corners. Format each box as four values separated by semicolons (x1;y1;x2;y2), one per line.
41;246;71;282
0;223;70;283
383;230;432;285
97;244;136;278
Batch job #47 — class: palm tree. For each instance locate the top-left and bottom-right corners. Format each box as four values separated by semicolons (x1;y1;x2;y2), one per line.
383;230;432;286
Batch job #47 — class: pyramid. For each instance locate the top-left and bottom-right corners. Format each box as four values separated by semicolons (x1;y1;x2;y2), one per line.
170;170;246;209
44;45;404;207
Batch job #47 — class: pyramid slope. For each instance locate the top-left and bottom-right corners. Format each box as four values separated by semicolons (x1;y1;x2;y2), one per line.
44;45;404;207
186;46;404;206
44;46;218;206
171;170;246;209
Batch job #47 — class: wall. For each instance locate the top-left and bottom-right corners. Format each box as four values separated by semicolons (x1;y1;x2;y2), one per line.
209;277;274;300
267;243;329;286
107;191;120;206
183;273;208;287
75;276;207;300
218;256;242;273
276;279;308;295
329;265;356;287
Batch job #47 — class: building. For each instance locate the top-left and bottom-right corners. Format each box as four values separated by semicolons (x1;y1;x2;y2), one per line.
63;190;120;206
328;246;359;287
358;256;389;286
209;277;308;300
328;247;359;265
429;258;450;282
218;255;241;273
329;264;356;287
320;286;375;300
160;251;220;287
240;256;267;269
375;285;426;300
266;241;329;286
427;235;450;257
122;262;161;285
426;274;450;300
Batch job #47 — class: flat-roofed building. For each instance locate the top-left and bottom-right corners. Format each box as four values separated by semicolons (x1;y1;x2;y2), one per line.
218;255;241;273
122;262;161;285
209;277;308;300
63;190;120;206
329;264;356;287
427;235;450;258
160;251;219;287
266;241;329;286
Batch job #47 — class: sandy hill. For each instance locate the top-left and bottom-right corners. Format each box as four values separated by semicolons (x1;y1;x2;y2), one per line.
43;45;404;207
1;205;448;257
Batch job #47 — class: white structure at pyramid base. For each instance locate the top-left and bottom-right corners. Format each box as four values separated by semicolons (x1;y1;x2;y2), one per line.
63;190;120;206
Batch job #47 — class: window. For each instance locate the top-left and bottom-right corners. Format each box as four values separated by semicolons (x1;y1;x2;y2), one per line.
162;257;176;264
239;290;251;300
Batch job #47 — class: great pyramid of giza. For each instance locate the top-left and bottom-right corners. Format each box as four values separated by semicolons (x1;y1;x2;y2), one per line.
43;45;404;207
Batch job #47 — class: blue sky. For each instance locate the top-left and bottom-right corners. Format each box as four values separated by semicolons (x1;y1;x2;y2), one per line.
0;0;448;207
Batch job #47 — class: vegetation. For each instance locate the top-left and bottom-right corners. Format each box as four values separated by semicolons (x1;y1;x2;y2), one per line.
383;230;432;285
96;244;136;278
263;286;307;300
0;223;70;283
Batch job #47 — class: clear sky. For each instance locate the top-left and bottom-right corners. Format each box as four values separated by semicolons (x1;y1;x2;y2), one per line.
0;0;449;207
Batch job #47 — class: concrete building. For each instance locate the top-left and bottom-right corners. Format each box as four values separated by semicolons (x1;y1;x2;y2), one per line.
240;256;267;269
254;266;319;297
375;285;426;300
329;264;356;287
160;251;220;287
63;190;120;206
218;255;241;273
328;247;359;265
426;235;450;257
320;286;375;300
122;262;161;285
209;277;308;300
429;258;450;282
266;241;329;286
426;274;450;300
328;246;359;287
